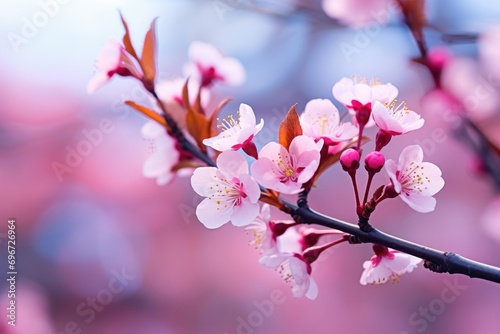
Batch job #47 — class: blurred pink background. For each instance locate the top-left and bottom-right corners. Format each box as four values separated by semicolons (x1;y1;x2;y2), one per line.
1;1;500;333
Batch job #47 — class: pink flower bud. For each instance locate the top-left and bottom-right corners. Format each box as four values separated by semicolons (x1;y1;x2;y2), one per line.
365;151;385;173
340;148;360;171
427;46;452;71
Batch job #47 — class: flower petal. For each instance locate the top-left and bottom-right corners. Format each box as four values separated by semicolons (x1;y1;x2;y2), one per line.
239;173;261;203
217;151;249;177
400;192;437;213
231;200;260;227
190;167;219;196
195;197;233;229
305;277;319;300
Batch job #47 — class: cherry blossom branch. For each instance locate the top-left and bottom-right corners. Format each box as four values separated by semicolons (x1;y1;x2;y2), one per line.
149;91;500;284
286;201;500;284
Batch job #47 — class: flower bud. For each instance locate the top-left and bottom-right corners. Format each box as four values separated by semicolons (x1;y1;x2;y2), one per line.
340;148;360;171
365;151;385;173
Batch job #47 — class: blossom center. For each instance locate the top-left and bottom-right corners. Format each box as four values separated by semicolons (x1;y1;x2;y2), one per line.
385;100;410;121
217;113;243;138
398;163;430;195
209;175;247;209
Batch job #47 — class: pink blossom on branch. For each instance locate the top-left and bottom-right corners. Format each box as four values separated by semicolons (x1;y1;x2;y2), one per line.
251;135;323;194
372;100;424;135
360;245;422;285
184;41;246;87
384;145;445;213
245;204;297;255
259;228;319;300
203;103;264;153
141;121;180;186
332;77;399;127
191;151;260;229
87;38;142;93
299;98;358;145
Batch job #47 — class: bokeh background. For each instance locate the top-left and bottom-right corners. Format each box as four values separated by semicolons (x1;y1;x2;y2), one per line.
1;0;500;333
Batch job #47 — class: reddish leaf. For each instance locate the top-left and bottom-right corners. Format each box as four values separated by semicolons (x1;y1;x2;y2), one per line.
119;12;139;61
278;104;303;150
125;101;167;128
182;79;231;151
140;18;158;85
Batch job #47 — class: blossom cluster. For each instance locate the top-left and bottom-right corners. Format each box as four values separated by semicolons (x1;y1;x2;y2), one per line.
88;16;446;300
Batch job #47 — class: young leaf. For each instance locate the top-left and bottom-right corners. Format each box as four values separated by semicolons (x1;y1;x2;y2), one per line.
140;18;158;86
119;12;139;61
125;101;167;128
278;104;303;150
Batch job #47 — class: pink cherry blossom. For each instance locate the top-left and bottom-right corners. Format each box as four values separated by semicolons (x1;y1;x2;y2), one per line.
372;100;424;135
259;228;318;300
299;98;358;145
184;41;246;87
360;245;422;285
385;145;445;213
322;0;395;27
191;151;260;229
87;38;142;93
332;77;398;127
245;204;298;255
333;77;398;109
251;136;323;194
245;204;277;254
278;255;318;299
203;103;264;152
141;121;180;186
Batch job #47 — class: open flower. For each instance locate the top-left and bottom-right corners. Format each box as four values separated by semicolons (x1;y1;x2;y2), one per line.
251;136;323;194
332;77;398;127
87;39;142;93
278;255;318;300
203;103;264;152
360;245;422;285
372;100;425;135
141;121;180;186
385;145;445;213
245;204;277;254
247;206;300;256
191;151;260;229
299;99;358;145
259;228;318;300
333;77;398;109
184;41;246;87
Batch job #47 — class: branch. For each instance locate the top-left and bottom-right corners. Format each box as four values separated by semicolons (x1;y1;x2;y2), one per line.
147;89;500;285
289;203;500;284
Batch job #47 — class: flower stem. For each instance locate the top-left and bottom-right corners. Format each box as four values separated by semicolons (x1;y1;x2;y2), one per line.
348;171;361;212
363;172;375;206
